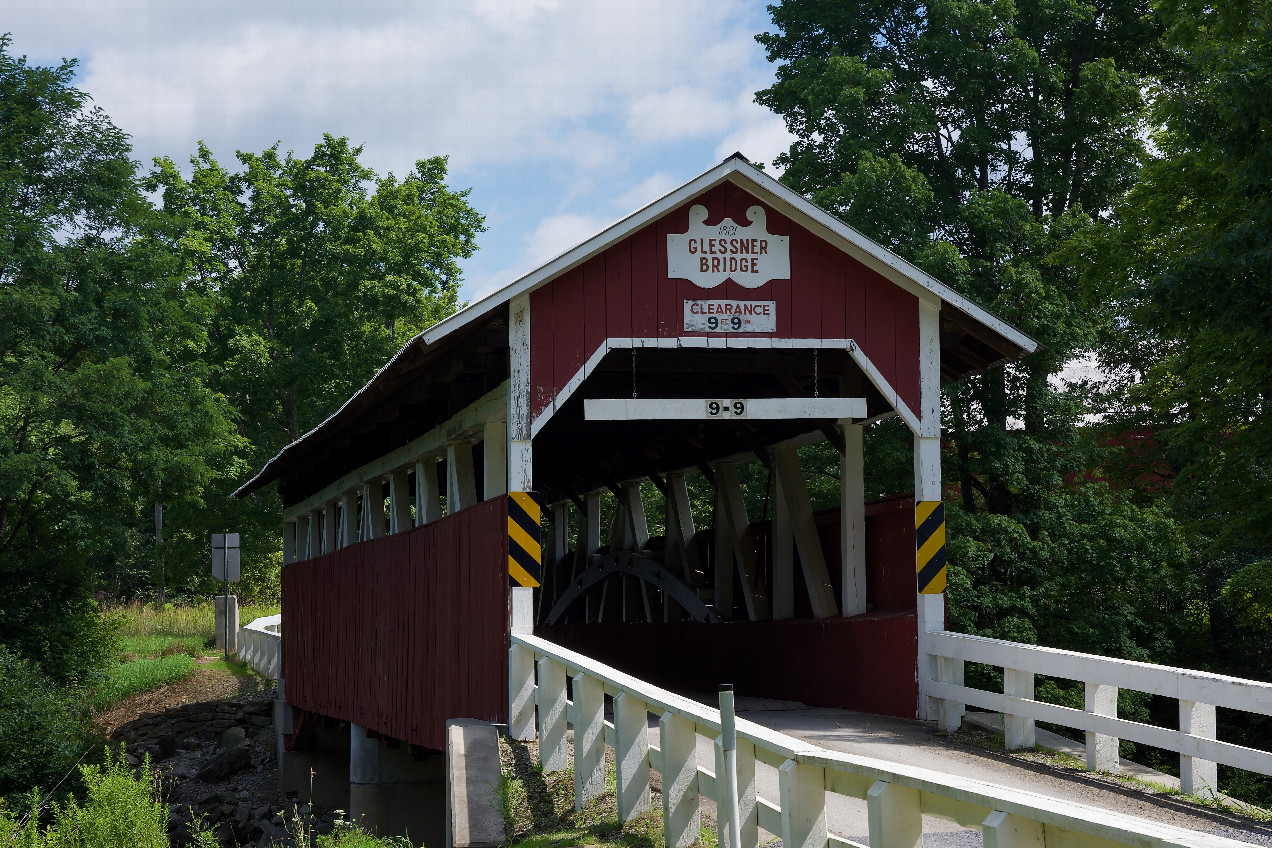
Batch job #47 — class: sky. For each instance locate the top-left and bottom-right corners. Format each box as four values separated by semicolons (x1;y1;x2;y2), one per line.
7;1;795;303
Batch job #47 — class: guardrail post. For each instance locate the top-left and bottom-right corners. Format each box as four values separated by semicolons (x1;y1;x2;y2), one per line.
715;736;757;848
660;711;700;848
509;588;536;741
981;811;1044;847
535;657;568;772
571;672;605;810
1085;682;1119;773
614;692;651;823
865;780;921;848
1179;700;1218;798
1003;668;1035;750
937;656;965;733
778;759;826;848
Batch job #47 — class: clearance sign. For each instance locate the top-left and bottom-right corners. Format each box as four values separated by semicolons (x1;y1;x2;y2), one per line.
668;204;790;290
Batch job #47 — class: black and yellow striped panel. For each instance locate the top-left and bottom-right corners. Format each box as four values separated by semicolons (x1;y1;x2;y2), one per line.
916;500;947;594
508;491;542;588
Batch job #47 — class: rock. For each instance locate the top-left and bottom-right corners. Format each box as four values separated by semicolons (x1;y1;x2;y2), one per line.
196;746;252;782
157;734;179;759
247;715;271;727
181;737;202;750
124;752;140;767
219;727;246;749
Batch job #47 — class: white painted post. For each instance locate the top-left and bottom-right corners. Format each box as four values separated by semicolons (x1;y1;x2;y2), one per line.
914;299;945;723
937;656;965;733
340;491;358;547
778;759;826;848
447;441;477;513
667;472;702;585
535;657;568;772
713;463;769;621
388;471;411;534
771;457;795;621
362;481;385;540
614;692;651;823
415;458;441;526
582;492;602;622
840;420;867;617
508;588;536;742
508;293;533;494
571;673;605;811
1085;682;1119;773
1003;669;1036;750
735;738;758;848
321;504;336;554
866;780;922;848
917;592;944;722
282;520;297;565
1179;700;1218;797
660;711;700;848
774;444;838;618
981;811;1045;847
484;419;508;498
306;510;322;559
619;481;649;550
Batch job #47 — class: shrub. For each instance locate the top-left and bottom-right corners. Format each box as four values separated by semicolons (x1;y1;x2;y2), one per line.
0;647;91;801
0;750;168;848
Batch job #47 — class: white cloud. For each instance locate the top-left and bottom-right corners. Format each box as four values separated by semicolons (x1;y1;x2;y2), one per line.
626;87;737;143
522;212;613;270
613;172;680;213
713;109;795;172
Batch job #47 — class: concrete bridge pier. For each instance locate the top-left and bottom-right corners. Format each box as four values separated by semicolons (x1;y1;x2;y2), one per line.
276;681;351;812
349;722;445;848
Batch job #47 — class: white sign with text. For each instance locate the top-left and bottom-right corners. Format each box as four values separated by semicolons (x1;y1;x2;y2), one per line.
667;204;790;289
683;300;776;333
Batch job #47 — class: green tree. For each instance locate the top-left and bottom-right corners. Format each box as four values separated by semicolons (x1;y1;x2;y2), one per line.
0;38;240;679
147;139;484;590
756;1;1198;659
1086;0;1272;675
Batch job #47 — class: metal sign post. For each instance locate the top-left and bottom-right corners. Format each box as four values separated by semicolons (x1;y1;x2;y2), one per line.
211;533;241;660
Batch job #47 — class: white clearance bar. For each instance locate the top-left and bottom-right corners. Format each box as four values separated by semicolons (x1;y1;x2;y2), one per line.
584;397;867;421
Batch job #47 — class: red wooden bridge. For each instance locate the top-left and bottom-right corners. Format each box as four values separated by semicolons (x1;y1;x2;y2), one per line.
235;157;1271;847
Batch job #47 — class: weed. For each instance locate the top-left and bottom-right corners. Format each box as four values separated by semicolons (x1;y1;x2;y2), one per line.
92;655;196;711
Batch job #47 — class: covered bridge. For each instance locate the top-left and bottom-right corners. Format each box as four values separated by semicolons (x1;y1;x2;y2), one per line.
236;154;1036;839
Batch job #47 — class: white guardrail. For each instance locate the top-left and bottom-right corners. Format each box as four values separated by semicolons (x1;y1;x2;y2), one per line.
238;614;281;680
922;629;1272;799
508;627;1251;848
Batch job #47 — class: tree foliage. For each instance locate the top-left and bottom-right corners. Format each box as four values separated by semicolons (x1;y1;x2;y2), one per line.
757;0;1199;659
144;140;484;594
0;38;239;679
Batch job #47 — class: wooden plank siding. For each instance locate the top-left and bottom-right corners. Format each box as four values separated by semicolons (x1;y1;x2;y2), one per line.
528;181;921;423
281;497;510;751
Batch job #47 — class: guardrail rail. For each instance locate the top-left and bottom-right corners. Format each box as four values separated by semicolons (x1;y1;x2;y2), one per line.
506;600;1250;848
922;629;1272;799
238;613;281;680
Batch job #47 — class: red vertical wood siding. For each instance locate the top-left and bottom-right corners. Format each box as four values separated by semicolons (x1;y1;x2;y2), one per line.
281;498;510;752
527;184;922;422
539;613;918;720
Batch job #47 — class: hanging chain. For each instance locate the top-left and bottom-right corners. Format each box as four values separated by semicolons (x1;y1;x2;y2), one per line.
813;348;820;397
631;347;637;399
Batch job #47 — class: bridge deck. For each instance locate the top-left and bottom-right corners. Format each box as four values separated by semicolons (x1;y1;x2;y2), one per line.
671;696;1271;845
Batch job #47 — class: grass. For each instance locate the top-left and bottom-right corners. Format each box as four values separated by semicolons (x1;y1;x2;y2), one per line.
92;655;197;711
497;736;721;848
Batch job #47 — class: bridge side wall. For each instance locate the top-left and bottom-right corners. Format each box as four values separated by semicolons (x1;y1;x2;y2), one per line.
281;497;510;751
539;612;918;719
